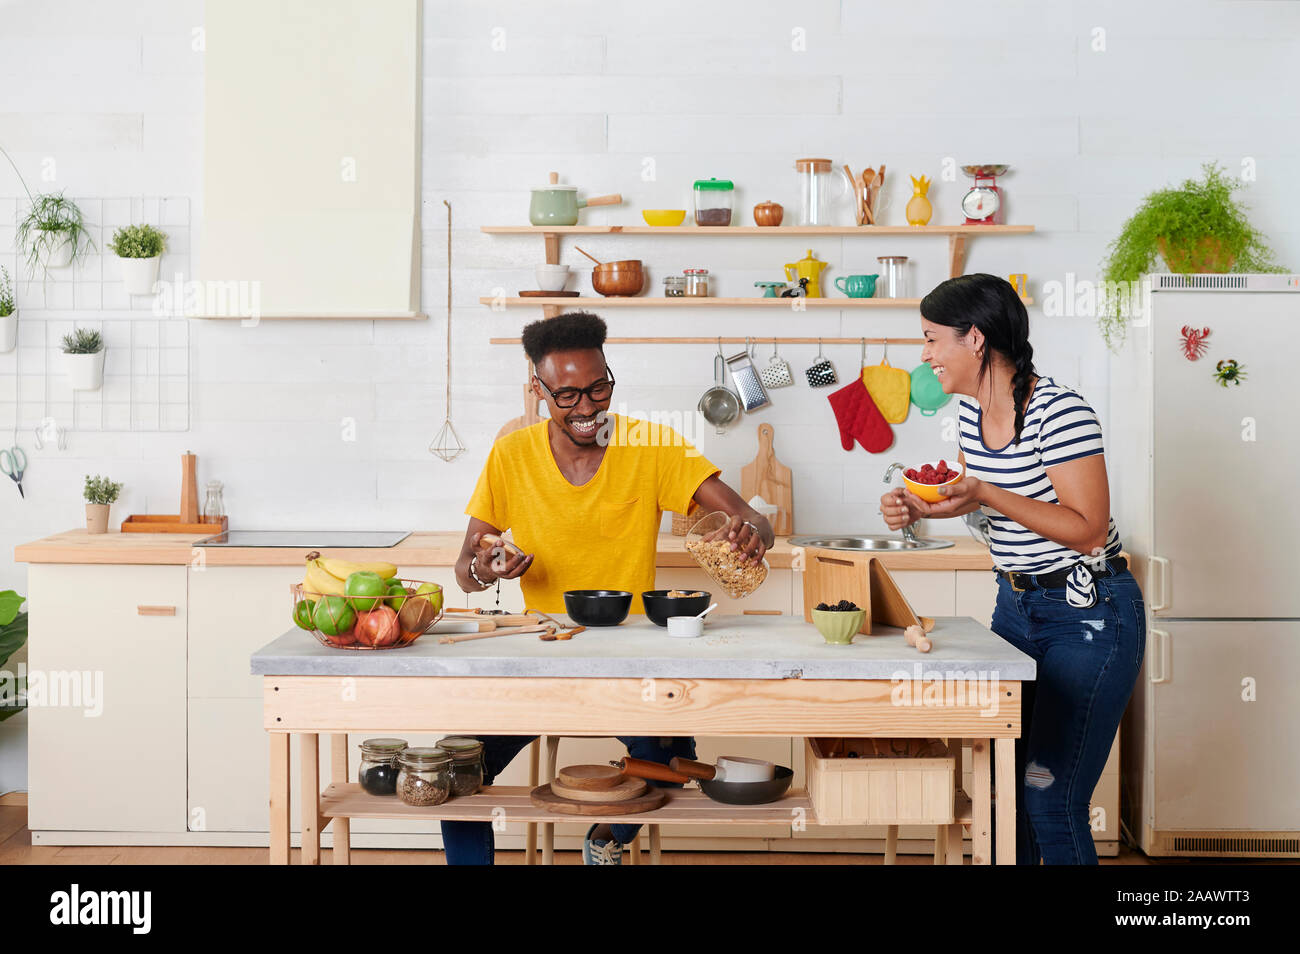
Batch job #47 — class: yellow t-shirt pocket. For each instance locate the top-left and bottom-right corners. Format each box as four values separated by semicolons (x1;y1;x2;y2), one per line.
600;496;642;539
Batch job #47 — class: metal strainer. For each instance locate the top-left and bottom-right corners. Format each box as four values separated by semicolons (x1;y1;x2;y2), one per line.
698;341;741;434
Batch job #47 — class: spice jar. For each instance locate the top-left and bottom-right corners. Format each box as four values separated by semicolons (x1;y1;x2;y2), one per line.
663;275;686;297
396;747;451;807
436;736;485;797
693;178;734;226
358;737;407;796
684;268;710;297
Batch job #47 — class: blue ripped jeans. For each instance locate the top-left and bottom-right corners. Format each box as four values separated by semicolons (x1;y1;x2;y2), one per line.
440;735;696;865
990;568;1145;864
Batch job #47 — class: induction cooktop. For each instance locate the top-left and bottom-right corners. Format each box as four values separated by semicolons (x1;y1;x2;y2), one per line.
192;530;411;548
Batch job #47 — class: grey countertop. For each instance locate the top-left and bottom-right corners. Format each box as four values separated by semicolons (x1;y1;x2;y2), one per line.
250;615;1035;681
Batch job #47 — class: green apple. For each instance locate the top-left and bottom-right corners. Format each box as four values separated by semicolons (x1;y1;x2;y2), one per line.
292;598;316;631
415;582;444;617
313;595;356;636
344;570;387;612
384;579;409;611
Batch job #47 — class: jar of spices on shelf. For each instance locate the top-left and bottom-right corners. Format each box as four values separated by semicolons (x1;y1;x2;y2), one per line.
663;275;686;297
693;178;734;227
358;737;407;796
437;736;485;797
396;747;452;807
684;268;711;297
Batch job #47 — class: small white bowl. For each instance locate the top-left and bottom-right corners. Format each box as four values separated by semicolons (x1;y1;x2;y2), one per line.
717;755;774;782
666;615;703;638
534;264;571;292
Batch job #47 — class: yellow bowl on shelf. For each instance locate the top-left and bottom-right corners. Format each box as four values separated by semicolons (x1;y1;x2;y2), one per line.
901;460;965;504
641;209;687;227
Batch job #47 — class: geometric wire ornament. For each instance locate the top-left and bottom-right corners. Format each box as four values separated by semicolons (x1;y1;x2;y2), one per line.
430;418;466;462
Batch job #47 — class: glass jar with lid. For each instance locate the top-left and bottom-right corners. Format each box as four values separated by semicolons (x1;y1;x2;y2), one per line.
684;268;710;297
876;256;909;299
437;736;485;797
663;275;686;297
396;747;451;807
693;178;734;227
358;737;407;796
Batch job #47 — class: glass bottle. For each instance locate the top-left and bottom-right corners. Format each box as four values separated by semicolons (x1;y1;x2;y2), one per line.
202;480;225;522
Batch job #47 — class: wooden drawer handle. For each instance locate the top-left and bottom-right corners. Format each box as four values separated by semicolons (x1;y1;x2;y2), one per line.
743;609;782;615
137;605;177;616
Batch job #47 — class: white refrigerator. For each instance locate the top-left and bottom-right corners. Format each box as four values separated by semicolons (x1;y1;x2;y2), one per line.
1109;273;1300;858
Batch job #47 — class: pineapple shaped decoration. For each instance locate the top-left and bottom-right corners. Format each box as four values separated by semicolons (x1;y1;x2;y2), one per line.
906;175;933;226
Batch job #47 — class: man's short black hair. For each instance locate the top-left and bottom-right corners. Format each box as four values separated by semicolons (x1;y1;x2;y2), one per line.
521;311;607;366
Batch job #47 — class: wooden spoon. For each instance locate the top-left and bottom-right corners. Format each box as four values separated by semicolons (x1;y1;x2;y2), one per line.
843;164;862;225
573;246;604;266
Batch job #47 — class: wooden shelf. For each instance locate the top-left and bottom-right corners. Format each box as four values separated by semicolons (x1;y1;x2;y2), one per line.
320;782;813;825
479;296;1032;308
481;225;1035;236
319;782;972;828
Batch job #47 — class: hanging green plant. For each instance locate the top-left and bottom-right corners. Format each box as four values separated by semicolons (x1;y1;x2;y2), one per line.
15;191;96;275
1098;163;1284;349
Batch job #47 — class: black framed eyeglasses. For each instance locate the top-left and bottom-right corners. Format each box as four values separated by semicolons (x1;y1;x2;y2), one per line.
533;367;615;408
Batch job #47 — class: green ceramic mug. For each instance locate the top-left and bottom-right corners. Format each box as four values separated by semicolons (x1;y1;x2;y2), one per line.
835;274;879;298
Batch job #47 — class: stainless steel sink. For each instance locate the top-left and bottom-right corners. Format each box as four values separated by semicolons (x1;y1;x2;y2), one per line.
788;534;954;552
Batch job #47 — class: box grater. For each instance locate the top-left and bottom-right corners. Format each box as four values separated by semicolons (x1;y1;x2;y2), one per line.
725;349;771;411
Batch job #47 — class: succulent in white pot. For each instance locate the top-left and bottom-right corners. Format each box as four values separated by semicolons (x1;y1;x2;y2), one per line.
62;327;105;391
83;474;123;534
16;192;94;275
0;266;15;354
109;223;167;296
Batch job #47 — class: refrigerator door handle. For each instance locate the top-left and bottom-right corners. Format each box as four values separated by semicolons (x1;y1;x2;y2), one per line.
1149;628;1170;684
1149;556;1170;612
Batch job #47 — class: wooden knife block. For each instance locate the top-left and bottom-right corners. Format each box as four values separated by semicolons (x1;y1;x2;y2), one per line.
800;548;921;635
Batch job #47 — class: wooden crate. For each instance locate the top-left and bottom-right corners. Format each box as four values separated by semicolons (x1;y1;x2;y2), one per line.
806;737;955;826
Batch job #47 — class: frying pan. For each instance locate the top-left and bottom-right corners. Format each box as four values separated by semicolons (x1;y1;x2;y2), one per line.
618;757;794;806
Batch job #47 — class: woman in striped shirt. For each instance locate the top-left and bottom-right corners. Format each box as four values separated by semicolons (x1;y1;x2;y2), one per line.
880;273;1145;865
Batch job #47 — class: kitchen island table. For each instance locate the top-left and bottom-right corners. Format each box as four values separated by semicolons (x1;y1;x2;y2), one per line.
251;614;1033;865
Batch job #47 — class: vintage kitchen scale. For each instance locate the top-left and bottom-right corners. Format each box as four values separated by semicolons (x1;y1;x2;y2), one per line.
960;164;1009;225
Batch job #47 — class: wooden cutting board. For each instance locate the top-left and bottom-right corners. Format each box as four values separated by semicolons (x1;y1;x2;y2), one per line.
549;776;647;803
556;764;625;791
530;783;666;816
740;422;794;535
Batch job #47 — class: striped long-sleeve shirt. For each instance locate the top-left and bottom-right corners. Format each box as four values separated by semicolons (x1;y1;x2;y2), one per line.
956;377;1123;574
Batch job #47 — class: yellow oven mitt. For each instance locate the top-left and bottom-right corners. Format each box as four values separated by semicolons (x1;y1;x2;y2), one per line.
861;359;911;423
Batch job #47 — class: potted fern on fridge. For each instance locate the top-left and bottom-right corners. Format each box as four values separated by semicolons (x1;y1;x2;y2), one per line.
62;327;105;391
108;223;167;296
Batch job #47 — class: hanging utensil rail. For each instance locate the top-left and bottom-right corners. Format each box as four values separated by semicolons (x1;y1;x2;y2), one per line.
489;336;924;346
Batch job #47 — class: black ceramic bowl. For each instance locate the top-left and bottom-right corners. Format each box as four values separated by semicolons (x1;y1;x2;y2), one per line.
640;589;713;627
563;590;633;627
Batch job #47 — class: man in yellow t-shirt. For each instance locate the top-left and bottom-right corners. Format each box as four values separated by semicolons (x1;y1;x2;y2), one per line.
445;311;773;865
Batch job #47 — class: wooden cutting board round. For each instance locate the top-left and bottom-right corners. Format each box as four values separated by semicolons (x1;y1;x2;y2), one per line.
530;783;666;816
550;776;647;803
555;764;625;791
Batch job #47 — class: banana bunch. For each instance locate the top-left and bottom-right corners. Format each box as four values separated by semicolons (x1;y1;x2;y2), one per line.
301;551;398;596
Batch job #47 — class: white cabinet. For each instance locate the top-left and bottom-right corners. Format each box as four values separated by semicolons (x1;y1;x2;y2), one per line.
27;565;188;833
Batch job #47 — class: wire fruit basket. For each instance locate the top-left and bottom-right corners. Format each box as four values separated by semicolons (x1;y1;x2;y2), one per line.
290;580;444;650
684;510;769;599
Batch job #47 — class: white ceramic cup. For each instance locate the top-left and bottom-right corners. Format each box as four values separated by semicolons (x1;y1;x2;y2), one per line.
666;615;703;638
716;755;775;782
534;264;570;291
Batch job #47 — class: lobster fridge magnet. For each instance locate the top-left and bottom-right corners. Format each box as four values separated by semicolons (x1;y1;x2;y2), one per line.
1213;359;1247;387
1180;325;1211;360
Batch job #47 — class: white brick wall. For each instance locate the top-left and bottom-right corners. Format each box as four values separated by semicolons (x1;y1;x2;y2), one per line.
1;0;1299;606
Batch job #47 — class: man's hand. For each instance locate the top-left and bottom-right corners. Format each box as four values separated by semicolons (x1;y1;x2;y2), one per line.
471;532;534;581
722;513;768;566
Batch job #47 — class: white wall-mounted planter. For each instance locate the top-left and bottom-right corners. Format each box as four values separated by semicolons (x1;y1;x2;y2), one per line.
0;310;15;354
119;255;161;296
85;503;111;534
66;349;106;391
42;234;76;268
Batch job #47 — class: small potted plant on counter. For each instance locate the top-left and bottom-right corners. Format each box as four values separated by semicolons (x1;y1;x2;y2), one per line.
62;327;106;391
0;266;15;354
0;590;27;733
84;474;123;534
108;223;166;296
16;192;95;275
1099;162;1284;348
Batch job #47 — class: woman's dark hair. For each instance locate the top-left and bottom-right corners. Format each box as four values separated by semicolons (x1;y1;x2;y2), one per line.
521;311;606;365
920;273;1037;444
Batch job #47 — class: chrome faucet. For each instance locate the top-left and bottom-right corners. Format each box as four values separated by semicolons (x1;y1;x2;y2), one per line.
883;462;919;544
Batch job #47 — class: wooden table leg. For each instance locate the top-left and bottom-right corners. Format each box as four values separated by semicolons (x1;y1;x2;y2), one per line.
884;826;898;865
971;738;992;865
542;736;559;865
995;736;1016;865
525;739;539;865
933;825;947;864
947;737;965;865
300;732;320;866
269;731;290;865
331;733;351;865
649;825;661;865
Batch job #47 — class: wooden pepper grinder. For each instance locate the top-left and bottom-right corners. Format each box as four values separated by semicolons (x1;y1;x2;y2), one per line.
179;452;199;524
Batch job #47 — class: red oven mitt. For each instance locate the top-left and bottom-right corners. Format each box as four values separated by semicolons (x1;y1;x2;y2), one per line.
827;377;893;452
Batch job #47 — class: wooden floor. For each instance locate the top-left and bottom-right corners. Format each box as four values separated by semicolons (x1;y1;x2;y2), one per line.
0;794;1284;865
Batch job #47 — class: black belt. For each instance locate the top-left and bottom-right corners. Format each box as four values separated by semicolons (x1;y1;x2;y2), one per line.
997;557;1127;592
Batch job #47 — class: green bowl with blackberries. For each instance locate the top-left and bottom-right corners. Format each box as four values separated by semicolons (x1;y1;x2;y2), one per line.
812;600;865;645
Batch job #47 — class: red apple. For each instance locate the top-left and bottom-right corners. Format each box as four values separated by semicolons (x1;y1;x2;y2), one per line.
354;606;400;648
